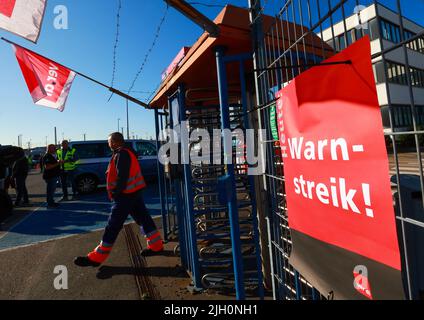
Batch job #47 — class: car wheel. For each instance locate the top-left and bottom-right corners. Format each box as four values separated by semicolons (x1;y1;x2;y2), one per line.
76;175;98;194
0;190;13;222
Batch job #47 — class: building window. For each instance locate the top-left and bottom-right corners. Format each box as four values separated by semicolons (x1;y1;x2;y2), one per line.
344;19;379;44
339;35;346;50
381;105;424;129
380;19;404;44
369;19;380;41
380;19;391;41
386;61;424;87
325;19;380;52
416;105;424;126
373;61;386;83
380;18;424;54
410;67;424;88
386;61;408;85
380;19;402;43
418;37;424;54
394;105;413;128
355;28;363;41
346;30;353;46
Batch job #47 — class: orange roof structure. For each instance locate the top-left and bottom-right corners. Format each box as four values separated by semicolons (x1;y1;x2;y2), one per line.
149;5;332;109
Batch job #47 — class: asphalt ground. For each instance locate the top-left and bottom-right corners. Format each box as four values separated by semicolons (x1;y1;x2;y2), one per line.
0;226;141;300
0;171;232;300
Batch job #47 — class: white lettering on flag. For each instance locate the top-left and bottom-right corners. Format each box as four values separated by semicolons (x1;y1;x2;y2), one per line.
12;44;76;112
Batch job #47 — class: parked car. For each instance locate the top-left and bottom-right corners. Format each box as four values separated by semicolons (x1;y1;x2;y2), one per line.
30;153;43;168
69;140;158;194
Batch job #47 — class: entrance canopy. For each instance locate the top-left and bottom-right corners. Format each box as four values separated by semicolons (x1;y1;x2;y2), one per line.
149;5;331;109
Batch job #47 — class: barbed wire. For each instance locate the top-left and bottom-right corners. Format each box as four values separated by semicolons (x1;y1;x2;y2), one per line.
127;4;169;95
110;0;122;89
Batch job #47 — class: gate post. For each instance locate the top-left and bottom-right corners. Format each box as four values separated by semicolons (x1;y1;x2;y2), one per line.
215;46;246;300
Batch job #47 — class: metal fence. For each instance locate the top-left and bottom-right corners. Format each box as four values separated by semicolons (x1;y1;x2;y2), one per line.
249;0;424;300
154;81;264;299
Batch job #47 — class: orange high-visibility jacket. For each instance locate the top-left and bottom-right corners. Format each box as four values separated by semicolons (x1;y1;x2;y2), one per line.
106;148;146;199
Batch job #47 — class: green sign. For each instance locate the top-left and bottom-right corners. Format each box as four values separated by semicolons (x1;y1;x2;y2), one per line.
270;103;279;141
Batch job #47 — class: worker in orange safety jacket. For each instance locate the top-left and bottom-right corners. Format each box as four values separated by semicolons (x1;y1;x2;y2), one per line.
74;132;164;267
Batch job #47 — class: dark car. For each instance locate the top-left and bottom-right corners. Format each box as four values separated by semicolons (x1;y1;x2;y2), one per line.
0;146;24;222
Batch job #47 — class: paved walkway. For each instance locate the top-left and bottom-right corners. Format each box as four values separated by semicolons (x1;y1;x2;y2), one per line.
0;173;162;252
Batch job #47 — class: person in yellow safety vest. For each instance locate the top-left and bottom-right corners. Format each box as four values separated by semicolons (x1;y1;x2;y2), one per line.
74;132;164;267
27;154;33;169
57;140;79;201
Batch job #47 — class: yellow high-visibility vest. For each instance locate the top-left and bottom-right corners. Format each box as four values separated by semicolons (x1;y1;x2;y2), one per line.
57;148;78;171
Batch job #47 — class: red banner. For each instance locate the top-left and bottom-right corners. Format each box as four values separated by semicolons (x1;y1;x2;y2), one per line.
13;44;76;112
276;37;404;299
0;0;46;43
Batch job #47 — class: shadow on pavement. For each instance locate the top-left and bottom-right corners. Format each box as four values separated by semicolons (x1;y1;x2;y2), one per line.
96;263;188;280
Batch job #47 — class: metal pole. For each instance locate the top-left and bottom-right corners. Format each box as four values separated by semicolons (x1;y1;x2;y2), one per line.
178;84;202;292
54;127;57;145
395;0;422;299
248;0;280;299
168;94;188;269
215;46;245;300
266;217;277;300
126;99;130;140
155;108;168;242
239;59;265;300
118;118;121;132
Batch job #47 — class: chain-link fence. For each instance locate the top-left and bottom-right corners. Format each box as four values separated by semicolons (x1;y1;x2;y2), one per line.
249;0;424;300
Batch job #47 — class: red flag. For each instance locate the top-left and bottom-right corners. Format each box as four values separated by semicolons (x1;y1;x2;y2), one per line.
13;44;76;112
0;0;46;43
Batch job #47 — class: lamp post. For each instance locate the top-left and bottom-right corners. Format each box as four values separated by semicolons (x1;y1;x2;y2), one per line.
118;118;121;132
126;99;130;140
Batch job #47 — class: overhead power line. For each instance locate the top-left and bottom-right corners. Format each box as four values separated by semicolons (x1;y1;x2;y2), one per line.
146;81;163;103
120;90;155;94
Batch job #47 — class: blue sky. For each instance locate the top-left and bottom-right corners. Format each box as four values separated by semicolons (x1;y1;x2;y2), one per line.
0;0;423;148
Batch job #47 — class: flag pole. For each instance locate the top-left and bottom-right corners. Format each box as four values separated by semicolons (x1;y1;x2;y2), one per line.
0;37;151;109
